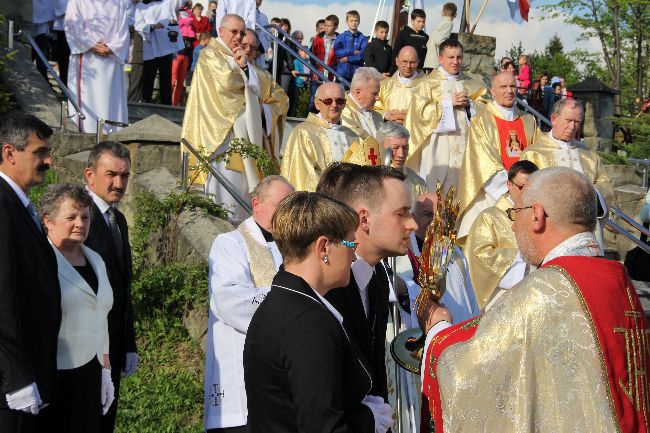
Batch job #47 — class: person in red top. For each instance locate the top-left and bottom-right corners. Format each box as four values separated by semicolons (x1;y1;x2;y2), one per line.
417;166;650;433
308;14;339;113
191;3;211;46
515;54;530;98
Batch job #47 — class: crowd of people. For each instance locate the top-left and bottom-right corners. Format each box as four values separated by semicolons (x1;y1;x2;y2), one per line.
3;1;649;433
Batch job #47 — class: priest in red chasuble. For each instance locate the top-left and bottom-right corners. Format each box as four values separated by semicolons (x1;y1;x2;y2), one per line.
418;167;650;433
456;72;540;240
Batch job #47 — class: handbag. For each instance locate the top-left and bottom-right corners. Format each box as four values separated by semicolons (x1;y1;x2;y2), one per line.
624;222;650;281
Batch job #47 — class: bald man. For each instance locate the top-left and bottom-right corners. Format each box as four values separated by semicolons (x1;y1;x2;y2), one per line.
182;14;266;223
281;82;378;191
373;46;425;125
404;39;487;193
456;71;540;240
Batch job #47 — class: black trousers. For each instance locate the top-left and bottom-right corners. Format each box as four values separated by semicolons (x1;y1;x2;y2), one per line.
45;358;103;433
0;406;52;433
128;32;144;103
99;366;122;433
51;30;70;86
142;54;173;105
32;33;50;83
207;425;248;433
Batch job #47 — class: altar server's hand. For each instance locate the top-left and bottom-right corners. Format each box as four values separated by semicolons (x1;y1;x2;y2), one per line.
362;395;394;433
124;352;139;377
6;382;42;415
101;368;115;415
452;91;469;107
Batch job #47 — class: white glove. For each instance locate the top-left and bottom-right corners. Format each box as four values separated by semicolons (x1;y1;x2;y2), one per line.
100;368;115;415
124;352;139;377
6;382;42;415
362;395;394;433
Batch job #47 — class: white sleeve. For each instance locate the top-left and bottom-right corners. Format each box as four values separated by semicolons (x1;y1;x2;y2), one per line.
64;0;96;54
215;0;227;35
484;169;508;202
208;234;271;333
498;253;526;289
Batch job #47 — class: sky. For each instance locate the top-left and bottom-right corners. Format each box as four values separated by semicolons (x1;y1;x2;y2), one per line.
261;0;601;59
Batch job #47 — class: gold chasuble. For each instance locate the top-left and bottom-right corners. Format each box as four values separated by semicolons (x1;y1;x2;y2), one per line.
252;65;290;161
373;71;425;117
464;194;519;309
404;69;487;192
456;102;539;240
236;221;277;288
421;233;650;433
521;132;614;204
281;113;379;191
340;94;385;162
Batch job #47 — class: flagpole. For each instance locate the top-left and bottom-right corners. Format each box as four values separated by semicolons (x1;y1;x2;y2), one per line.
464;0;471;32
470;0;489;34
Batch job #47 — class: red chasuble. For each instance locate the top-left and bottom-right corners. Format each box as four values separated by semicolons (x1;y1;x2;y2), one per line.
420;255;649;433
494;116;528;170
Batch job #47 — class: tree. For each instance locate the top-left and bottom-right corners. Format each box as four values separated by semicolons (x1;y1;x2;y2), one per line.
545;34;564;57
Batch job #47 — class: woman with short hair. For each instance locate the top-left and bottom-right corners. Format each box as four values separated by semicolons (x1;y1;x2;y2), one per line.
40;183;114;433
244;191;393;433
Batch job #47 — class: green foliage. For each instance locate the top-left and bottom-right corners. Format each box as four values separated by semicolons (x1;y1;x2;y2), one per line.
28;170;59;206
503;41;524;65
115;318;204;433
296;86;310;119
598;150;629;165
612;113;650;159
545;35;564;58
214;137;280;177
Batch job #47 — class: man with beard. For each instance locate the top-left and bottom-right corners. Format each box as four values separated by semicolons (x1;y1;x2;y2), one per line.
417;167;649;433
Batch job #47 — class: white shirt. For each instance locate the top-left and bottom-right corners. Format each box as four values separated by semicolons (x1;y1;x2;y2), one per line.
438;66;459;82
0;171;30;207
352;255;374;318
396;70;419;86
87;189;113;226
491;101;516;121
135;0;185;61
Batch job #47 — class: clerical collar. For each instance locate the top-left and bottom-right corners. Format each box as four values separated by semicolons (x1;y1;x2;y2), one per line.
491;101;516;121
349;94;368;113
438;66;459;81
542;232;601;265
397;70;419;85
255;222;274;242
548;131;576;150
316;113;342;130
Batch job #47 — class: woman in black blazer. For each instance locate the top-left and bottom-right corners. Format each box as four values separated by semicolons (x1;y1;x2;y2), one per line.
244;192;393;433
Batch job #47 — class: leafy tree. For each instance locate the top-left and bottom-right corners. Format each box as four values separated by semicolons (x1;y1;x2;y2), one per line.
545;34;564;57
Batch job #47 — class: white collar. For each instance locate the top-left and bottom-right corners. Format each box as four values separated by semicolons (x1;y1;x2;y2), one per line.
548;131;577;150
313;290;343;324
87;188;113;215
349;94;368;112
216;37;232;55
438;66;459;81
352;255;374;290
491;101;516;121
317;113;342;130
541;232;601;265
0;171;30;207
397;70;419;85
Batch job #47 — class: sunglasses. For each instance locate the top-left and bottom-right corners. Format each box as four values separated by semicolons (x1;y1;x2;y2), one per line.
318;97;346;107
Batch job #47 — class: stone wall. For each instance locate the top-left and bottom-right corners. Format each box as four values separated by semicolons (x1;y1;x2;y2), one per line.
457;33;496;77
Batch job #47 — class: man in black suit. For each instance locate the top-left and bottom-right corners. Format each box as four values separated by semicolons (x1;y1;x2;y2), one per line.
83;141;137;433
318;164;418;400
0;113;61;433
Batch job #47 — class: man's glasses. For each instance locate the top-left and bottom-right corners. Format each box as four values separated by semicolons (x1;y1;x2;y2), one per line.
222;27;245;37
506;206;532;221
318;98;346;107
339;240;359;251
510;180;525;190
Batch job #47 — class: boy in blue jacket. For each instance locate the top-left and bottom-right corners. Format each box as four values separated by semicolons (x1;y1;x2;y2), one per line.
333;10;368;82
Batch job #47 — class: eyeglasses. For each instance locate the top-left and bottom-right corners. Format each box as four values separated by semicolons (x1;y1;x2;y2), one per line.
510;180;525;190
339;240;359;251
317;98;346;107
506;206;532;221
222;27;245;37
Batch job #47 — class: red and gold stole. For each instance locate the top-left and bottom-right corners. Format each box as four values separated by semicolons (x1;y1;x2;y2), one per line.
493;116;529;170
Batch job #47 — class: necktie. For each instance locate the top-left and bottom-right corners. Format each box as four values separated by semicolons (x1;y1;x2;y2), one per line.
107;207;124;261
26;202;42;232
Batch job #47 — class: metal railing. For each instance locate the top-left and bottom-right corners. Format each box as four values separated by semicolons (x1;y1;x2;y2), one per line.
628;158;650;189
180;138;253;215
515;97;552;128
96;118;130;144
256;24;351;89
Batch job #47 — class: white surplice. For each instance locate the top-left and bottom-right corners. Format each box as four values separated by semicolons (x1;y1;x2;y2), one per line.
134;0;185;61
65;0;129;133
215;0;256;30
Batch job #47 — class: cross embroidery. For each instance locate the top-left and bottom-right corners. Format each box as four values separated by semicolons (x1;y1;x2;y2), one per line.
208;384;225;407
368;148;378;166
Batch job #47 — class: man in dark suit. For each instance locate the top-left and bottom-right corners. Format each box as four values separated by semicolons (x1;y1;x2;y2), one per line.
318;164;418;400
0;113;61;433
83;141;137;433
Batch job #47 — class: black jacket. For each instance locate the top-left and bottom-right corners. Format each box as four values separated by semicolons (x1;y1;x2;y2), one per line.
364;39;392;74
0;177;61;407
244;270;375;433
84;202;136;371
390;25;429;73
325;263;390;400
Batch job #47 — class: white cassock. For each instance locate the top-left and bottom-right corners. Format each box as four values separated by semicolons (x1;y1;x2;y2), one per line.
65;0;129;133
205;216;282;430
215;0;256;29
134;0;185;63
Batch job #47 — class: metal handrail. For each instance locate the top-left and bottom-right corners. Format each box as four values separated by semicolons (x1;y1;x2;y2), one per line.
628;158;650;189
257;24;351;88
606;219;650;254
610;205;650;238
515;96;552;127
19;28;86;122
180;138;253;215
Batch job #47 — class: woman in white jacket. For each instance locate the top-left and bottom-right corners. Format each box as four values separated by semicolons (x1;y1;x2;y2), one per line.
39;183;114;433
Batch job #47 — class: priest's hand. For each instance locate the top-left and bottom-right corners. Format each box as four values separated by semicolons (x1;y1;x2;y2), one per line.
452;91;469;107
339;56;348;63
385;109;406;124
232;46;248;68
416;294;452;334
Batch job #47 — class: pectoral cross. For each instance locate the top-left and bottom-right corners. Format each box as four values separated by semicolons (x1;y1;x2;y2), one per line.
368;148;378;166
208;384;225;407
614;285;649;428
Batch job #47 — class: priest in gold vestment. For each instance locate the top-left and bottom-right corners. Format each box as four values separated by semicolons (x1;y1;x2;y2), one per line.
373;46;425;125
404;39;487;192
521;99;614;248
457;72;539;239
464;160;538;310
341;67;384;145
281;82;379;191
418;167;649;433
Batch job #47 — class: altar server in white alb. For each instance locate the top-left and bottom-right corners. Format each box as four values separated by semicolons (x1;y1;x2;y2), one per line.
204;176;294;433
65;0;129;133
215;0;257;30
